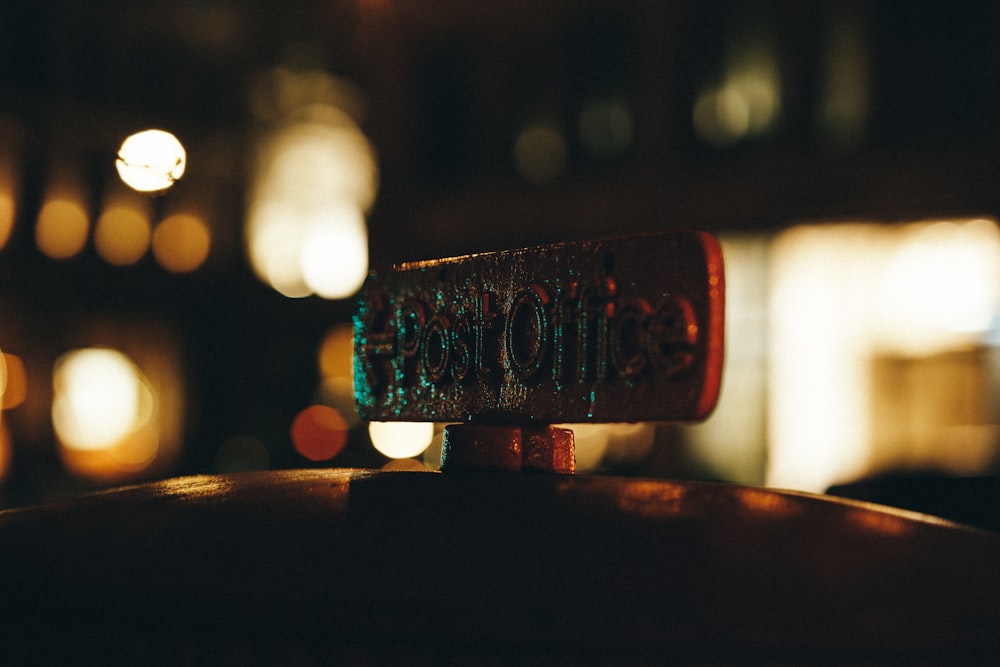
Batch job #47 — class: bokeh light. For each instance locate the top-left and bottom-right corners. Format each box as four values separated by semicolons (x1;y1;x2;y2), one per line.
52;348;153;452
246;78;378;300
94;195;152;266
369;421;434;459
115;129;187;192
1;353;27;409
877;219;1000;353
768;218;1000;492
318;323;355;380
153;212;212;273
36;196;89;260
299;205;369;299
291;404;348;461
52;347;174;482
513;122;566;183
0;157;18;251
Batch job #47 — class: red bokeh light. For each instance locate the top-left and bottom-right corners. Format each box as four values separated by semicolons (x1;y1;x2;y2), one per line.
290;405;348;461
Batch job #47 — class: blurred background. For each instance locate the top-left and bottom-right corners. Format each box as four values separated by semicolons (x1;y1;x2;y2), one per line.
1;0;1000;513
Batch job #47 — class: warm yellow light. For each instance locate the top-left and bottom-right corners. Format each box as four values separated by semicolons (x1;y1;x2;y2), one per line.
876;219;1000;354
683;235;769;485
369;421;434;459
0;159;16;251
318;323;355;380
246;100;377;299
767;218;1000;492
116;129;186;192
52;348;153;451
558;423;610;472
0;190;14;251
300;206;368;299
246;208;312;298
768;225;876;492
153;212;211;272
36;197;89;259
1;353;27;409
95;201;151;266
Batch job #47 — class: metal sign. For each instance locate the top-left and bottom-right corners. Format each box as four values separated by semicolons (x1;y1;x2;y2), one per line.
354;232;724;424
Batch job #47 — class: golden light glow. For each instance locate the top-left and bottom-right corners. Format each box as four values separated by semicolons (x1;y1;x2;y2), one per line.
0;157;18;251
369;421;434;459
382;457;429;471
153;212;211;272
246;82;378;300
876;219;1000;354
562;423;611;472
53;348;154;452
36;196;89;259
769;224;882;492
319;323;355;381
95;197;151;266
299;205;368;299
115;129;186;192
291;405;348;461
1;353;27;409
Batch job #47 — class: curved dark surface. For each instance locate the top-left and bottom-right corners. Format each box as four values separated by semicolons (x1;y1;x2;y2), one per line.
1;469;999;663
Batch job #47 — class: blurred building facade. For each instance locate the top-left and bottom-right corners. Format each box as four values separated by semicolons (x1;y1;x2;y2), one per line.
1;1;999;505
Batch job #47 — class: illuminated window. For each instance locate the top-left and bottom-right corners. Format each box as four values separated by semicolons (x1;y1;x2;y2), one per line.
768;219;1000;492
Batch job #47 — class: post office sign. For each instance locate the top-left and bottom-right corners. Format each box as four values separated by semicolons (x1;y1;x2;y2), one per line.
354;232;724;424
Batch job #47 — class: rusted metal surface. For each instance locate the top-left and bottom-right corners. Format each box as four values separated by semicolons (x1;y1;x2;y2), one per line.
440;423;576;473
354;232;725;424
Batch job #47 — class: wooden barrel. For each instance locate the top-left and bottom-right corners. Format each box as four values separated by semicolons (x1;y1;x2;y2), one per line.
1;469;999;663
